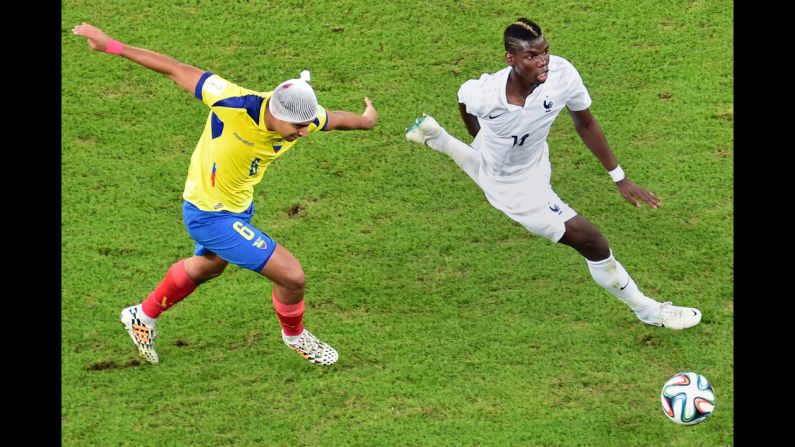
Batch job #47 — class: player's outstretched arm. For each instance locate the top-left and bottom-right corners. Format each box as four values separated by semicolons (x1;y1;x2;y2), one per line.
569;108;662;209
72;22;204;95
458;103;481;138
325;97;378;130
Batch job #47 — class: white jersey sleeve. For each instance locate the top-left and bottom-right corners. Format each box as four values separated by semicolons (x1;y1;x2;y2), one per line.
561;60;592;111
457;72;499;118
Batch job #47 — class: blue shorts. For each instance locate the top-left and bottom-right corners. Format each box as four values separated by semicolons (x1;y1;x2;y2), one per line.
182;200;277;272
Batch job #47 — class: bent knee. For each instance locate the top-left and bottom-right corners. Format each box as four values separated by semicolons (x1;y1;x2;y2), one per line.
186;256;228;284
280;268;306;292
582;231;609;251
561;221;610;258
204;266;227;281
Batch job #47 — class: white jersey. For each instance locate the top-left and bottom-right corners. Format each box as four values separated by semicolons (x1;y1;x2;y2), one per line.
457;55;591;179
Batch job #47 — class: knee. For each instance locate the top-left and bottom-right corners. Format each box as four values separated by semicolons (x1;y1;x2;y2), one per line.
186;258;227;284
280;266;306;293
580;234;610;261
192;268;225;285
202;265;227;281
585;232;610;255
561;222;610;260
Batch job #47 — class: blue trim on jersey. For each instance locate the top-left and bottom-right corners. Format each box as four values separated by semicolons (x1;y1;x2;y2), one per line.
213;95;264;125
194;71;214;100
321;114;329;131
211;112;224;139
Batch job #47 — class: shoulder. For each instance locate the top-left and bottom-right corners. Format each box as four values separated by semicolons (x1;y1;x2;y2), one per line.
549;55;592;109
548;55;577;74
198;73;237;98
309;105;329;132
461;66;510;90
197;73;260;107
458;66;509;104
548;55;585;80
548;55;590;90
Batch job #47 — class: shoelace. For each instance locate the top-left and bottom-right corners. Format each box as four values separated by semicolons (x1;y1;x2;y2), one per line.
132;321;157;345
297;333;322;353
658;302;683;318
129;308;157;340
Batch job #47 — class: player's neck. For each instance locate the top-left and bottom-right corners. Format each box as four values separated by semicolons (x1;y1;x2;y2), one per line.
506;71;539;105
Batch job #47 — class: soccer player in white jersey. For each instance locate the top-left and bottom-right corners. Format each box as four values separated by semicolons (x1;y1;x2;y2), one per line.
405;18;701;330
73;23;378;365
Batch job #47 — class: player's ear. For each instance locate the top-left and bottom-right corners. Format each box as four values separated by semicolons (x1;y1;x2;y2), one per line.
505;51;515;66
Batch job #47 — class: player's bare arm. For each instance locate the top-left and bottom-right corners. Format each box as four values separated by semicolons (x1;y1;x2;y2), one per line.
569;108;662;209
325;97;378;130
458;103;481;138
72;22;203;95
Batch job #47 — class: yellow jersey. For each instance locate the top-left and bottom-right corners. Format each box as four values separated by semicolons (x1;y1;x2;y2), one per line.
183;72;328;212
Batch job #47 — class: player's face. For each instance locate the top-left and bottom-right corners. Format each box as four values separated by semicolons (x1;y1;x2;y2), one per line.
272;118;312;141
507;37;550;84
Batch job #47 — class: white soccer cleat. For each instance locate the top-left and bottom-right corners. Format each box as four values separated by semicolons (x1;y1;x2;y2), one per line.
120;305;159;364
282;329;338;366
638;301;702;330
405;113;441;145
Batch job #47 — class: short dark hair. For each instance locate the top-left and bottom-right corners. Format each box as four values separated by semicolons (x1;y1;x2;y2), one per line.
504;18;543;53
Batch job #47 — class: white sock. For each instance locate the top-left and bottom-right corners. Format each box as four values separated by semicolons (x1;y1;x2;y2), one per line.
585;250;657;316
282;330;303;344
425;129;480;182
136;304;157;326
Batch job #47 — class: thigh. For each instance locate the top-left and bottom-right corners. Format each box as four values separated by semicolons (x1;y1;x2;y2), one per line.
259;243;303;282
482;178;577;242
461;153;481;183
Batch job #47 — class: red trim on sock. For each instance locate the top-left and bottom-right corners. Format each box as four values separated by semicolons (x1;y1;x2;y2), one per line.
272;290;304;336
141;260;198;318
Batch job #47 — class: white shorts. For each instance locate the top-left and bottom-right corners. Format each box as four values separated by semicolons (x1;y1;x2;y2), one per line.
472;149;577;243
434;131;577;242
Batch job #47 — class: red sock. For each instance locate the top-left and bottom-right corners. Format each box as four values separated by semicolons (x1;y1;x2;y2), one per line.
272;290;304;336
141;260;198;318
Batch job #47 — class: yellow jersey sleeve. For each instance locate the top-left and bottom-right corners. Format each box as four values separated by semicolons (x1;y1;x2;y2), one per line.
194;72;256;107
309;105;329;132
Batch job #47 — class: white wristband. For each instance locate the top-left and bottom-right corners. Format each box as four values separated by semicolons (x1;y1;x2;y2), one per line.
608;165;625;182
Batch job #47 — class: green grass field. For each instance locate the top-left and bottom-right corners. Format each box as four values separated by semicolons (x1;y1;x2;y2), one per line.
62;1;733;445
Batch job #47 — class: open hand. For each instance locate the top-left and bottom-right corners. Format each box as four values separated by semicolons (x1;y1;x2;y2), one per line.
616;178;662;209
72;22;114;52
361;97;378;129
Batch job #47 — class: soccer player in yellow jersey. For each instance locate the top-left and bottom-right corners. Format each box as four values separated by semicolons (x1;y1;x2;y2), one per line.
73;22;378;366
